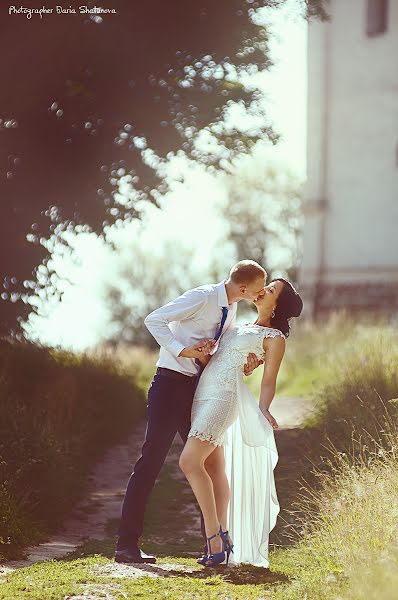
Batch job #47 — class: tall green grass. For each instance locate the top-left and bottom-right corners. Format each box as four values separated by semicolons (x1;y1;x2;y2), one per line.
246;312;359;398
273;429;398;599
271;314;398;598
247;314;398;444
91;344;157;392
301;318;398;450
0;339;147;560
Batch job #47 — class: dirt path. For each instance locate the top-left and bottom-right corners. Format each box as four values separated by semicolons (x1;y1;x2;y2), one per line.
0;395;311;578
0;424;148;576
271;395;314;429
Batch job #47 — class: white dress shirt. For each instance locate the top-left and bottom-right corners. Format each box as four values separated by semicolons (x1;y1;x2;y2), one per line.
144;281;237;376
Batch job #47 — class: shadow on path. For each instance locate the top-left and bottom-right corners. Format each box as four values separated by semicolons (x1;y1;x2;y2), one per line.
271;426;322;547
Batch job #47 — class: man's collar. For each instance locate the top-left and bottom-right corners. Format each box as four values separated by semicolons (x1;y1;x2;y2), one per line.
217;280;230;307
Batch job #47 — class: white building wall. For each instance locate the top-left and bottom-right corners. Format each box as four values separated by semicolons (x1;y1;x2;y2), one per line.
300;0;398;312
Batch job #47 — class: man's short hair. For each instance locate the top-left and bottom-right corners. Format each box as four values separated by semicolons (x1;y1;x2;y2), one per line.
229;260;267;285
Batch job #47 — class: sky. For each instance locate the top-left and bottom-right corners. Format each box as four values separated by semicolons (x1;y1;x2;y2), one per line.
257;2;308;174
23;4;308;351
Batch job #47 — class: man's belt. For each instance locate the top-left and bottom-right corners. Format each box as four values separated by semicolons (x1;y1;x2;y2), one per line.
156;367;198;384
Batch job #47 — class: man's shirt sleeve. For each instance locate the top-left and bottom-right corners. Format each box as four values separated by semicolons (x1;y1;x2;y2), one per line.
144;289;208;357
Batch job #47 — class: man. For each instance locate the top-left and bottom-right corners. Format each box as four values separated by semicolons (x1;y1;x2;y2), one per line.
115;260;266;563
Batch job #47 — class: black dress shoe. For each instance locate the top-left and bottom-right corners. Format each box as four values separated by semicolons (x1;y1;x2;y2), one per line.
114;548;156;564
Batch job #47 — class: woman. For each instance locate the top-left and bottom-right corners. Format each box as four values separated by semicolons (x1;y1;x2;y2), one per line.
179;278;303;568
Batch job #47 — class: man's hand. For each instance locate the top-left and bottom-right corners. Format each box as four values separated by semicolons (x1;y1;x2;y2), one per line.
197;353;212;367
179;339;216;359
243;353;264;376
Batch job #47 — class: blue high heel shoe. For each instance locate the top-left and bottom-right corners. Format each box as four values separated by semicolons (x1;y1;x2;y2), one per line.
219;526;234;565
201;530;226;568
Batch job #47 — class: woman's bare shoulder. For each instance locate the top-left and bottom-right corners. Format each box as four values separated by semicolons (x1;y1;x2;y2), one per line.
262;330;286;353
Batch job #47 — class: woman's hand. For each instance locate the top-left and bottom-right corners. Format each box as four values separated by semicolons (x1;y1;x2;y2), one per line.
263;410;278;430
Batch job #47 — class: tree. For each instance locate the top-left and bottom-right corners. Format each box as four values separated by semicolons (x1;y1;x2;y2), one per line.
224;152;304;280
100;151;304;348
0;0;327;336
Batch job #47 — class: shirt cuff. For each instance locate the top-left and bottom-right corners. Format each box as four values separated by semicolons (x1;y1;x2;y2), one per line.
168;339;186;358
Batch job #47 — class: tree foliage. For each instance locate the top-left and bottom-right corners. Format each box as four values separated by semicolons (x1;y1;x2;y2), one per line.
101;155;303;347
225;160;303;279
0;0;327;335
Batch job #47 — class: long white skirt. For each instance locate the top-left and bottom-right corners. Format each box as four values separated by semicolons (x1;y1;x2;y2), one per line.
224;376;280;568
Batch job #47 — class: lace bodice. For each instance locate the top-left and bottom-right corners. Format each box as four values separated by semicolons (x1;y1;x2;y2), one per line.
195;324;285;399
189;323;284;445
218;323;284;363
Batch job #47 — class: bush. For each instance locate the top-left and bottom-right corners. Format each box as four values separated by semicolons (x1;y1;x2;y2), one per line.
0;339;147;560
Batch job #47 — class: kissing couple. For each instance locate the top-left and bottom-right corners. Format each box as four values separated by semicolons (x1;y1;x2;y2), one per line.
115;260;303;568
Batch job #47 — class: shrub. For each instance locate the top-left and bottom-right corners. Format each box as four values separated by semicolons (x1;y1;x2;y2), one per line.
0;339;147;560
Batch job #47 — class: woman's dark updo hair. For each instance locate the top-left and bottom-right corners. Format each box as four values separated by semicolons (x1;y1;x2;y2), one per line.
269;278;303;338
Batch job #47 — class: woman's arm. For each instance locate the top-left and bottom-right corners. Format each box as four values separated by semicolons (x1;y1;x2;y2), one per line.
259;336;285;429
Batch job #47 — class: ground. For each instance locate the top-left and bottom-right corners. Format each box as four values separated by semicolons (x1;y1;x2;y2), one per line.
0;395;316;599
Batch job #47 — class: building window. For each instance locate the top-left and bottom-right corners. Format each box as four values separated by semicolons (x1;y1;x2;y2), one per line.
366;0;388;36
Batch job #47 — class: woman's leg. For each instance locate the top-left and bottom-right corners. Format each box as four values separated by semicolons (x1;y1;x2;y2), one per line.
204;446;230;534
179;438;223;554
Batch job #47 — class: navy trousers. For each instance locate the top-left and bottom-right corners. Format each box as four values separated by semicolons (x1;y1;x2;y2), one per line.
117;371;202;550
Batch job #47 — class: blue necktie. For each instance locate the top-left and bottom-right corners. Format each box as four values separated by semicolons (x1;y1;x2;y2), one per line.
195;307;228;373
214;306;229;341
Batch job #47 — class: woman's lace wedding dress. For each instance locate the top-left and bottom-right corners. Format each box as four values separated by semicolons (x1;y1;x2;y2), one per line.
188;324;284;568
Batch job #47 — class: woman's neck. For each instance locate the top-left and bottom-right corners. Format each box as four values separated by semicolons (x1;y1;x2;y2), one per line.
254;310;273;327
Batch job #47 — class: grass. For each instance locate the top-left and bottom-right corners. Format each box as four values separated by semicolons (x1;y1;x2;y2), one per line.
273;436;398;600
0;437;301;599
1;315;398;598
1;424;398;599
90;344;158;393
244;314;351;399
0;556;293;600
307;328;398;448
6;424;396;600
249;314;398;444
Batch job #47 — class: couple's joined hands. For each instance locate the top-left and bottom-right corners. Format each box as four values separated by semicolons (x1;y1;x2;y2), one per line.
179;339;216;360
180;342;263;376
